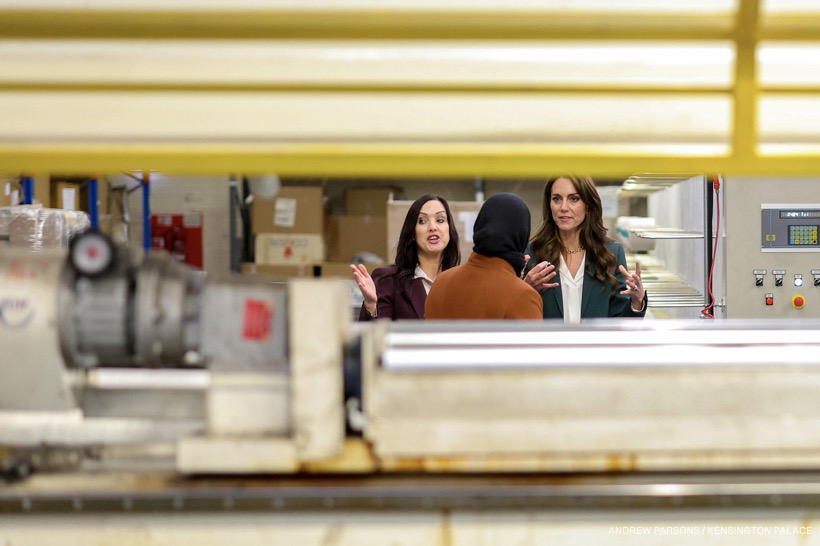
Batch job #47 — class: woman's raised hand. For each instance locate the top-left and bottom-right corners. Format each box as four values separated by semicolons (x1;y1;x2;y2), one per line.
619;262;646;307
350;263;378;315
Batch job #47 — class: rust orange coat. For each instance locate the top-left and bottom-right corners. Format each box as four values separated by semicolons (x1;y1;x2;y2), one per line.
425;253;543;320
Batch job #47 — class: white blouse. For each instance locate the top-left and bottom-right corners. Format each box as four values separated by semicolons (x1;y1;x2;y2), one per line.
559;253;586;324
414;264;434;295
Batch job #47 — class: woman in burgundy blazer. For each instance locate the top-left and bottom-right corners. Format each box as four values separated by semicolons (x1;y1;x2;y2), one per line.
351;194;460;321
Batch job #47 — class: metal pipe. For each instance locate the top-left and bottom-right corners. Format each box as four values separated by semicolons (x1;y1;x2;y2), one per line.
21;175;34;205
72;369;210;390
88;177;99;230
142;172;151;253
703;174;714;316
473;177;485;202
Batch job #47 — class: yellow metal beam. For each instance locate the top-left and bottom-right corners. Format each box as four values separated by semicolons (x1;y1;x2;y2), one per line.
0;1;817;178
2;4;813;40
760;13;820;40
0;6;813;41
0;10;737;40
731;0;760;165
4;83;815;96
0;83;737;95
2;144;820;177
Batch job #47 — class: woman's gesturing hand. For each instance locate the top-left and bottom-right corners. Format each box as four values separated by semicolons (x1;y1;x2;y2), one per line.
619;262;645;307
350;264;378;316
522;254;559;291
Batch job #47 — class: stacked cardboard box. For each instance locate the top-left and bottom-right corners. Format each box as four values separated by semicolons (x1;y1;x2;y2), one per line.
52;181;82;211
241;262;319;278
0;206;90;251
345;187;398;216
1;174;50;208
0;178;17;207
251;186;326;277
325;187;397;265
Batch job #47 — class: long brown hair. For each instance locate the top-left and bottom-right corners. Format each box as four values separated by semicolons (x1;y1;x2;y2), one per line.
529;175;618;295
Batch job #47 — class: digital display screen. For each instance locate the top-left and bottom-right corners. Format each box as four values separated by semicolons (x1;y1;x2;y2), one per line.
781;210;820;219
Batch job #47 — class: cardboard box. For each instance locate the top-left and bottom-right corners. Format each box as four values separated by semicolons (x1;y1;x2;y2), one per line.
325;215;388;262
320;261;386;279
252;186;324;235
51;182;82;211
34;174;50;208
6;206;90;250
346;187;400;216
241;262;319;278
387;200;482;265
0;175;48;207
255;233;325;265
0;178;16;207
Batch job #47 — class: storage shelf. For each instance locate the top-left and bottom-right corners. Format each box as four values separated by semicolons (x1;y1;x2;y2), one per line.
626;254;706;311
630;227;704;239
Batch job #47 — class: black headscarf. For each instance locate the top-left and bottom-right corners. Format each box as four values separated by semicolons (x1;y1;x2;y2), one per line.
472;192;531;273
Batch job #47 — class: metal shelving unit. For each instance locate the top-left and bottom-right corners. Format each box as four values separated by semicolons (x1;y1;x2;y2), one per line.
630;228;704;240
620;174;715;315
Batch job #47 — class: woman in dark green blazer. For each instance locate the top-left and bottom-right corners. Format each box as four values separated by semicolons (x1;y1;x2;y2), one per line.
523;175;647;322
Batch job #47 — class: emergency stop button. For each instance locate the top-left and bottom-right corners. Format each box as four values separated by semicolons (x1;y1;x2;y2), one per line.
792;294;806;309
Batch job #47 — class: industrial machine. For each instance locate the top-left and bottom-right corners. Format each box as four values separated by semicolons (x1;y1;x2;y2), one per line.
724;177;820;318
5;229;820;477
0;231;349;476
618;175;820;320
5;232;820;543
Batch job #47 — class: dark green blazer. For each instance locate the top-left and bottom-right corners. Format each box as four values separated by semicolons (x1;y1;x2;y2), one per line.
524;241;646;320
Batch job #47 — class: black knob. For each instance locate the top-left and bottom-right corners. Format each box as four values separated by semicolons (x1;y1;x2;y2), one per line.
815;278;820;286
775;278;783;287
755;278;763;287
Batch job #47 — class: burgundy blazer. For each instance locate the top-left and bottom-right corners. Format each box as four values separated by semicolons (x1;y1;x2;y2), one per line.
358;265;427;321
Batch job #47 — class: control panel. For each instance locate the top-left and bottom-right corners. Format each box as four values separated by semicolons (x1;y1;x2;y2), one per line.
748;268;816;313
725;178;820;318
761;204;820;252
753;206;820;313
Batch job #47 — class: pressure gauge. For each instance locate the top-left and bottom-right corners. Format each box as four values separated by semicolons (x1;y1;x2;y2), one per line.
69;231;115;277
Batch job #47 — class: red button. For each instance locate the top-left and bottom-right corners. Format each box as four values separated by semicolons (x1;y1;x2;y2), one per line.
766;297;773;306
792;295;806;309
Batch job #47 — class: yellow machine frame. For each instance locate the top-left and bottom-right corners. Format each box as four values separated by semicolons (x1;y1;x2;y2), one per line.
0;0;818;177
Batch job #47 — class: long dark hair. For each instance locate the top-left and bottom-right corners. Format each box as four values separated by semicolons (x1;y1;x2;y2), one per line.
395;195;460;295
529;175;618;295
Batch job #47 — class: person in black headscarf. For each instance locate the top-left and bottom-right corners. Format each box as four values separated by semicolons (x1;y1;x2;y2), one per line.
425;193;542;320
